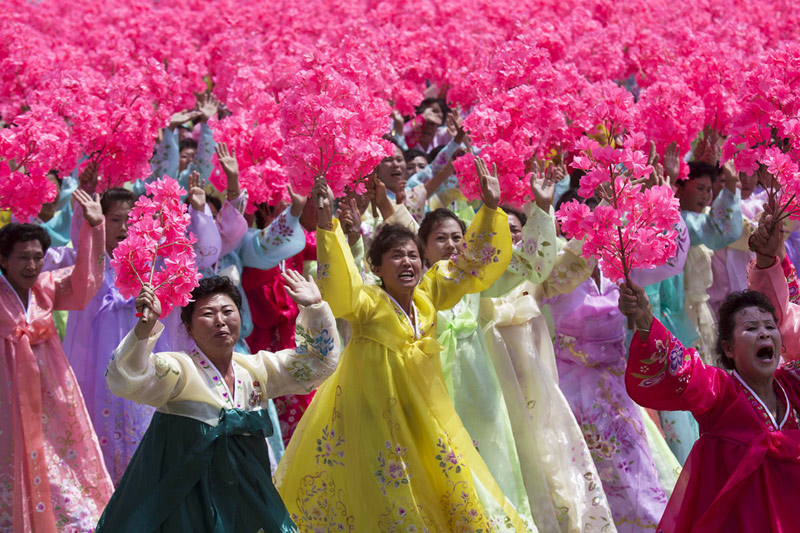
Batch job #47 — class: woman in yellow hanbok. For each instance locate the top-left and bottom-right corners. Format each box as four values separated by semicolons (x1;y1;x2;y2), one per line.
276;162;528;531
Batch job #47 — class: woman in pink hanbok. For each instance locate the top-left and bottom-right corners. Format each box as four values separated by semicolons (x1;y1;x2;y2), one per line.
0;189;113;532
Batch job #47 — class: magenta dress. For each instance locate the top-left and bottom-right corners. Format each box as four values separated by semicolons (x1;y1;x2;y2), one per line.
0;221;113;532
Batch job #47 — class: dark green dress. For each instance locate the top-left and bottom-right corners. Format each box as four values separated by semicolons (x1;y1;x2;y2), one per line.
96;408;296;532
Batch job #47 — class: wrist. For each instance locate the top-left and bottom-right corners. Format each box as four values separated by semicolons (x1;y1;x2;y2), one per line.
756;253;778;269
634;313;654;333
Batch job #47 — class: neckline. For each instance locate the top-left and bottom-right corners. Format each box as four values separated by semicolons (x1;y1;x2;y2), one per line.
385;291;420;339
1;275;32;322
191;349;240;408
733;370;790;430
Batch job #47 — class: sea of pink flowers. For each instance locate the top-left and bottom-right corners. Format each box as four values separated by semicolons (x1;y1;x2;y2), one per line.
2;0;800;277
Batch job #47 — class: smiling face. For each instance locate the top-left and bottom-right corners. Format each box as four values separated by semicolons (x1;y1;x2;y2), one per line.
0;240;45;294
424;218;463;264
677;176;713;213
104;200;133;257
377;145;407;194
373;239;422;300
722;306;782;383
186;293;242;356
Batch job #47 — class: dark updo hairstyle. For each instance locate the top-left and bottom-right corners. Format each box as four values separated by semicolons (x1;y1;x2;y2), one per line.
179;138;198;153
100;188;136;215
0;224;51;269
715;290;778;370
500;205;527;228
368;224;425;274
682;161;719;184
180;276;243;327
418;208;466;246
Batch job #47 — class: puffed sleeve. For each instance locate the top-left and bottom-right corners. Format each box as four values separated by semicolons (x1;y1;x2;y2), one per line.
626;317;726;415
535;237;595;299
106;322;187;408
53;218;105;310
421;205;512;311
255;301;342;398
238;207;306;269
316;219;379;321
749;257;800;360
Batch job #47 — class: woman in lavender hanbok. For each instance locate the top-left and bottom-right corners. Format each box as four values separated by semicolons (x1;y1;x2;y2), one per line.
63;185;224;483
542;194;690;532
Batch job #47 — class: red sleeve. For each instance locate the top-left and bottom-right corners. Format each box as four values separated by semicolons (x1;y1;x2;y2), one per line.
626;318;727;415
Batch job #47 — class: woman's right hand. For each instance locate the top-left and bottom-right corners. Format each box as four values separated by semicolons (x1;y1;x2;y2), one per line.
312;176;334;230
134;283;162;338
618;280;654;341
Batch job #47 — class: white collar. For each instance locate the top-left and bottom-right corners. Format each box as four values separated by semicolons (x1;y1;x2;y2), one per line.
733;370;791;429
385;291;420;339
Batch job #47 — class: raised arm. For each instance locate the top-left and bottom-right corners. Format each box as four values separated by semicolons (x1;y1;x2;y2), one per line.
423;156;512;310
256;270;341;397
52;189;105;310
186;171;222;270
620;281;725;413
630;217;690;287
315;178;376;320
106;285;184;406
748;215;800;359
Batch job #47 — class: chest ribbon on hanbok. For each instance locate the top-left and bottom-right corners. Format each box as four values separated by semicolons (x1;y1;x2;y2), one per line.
479;292;540;328
693;426;800;530
114;408;274;533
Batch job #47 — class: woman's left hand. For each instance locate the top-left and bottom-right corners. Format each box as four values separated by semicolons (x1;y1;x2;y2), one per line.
74;188;104;227
282;269;322;306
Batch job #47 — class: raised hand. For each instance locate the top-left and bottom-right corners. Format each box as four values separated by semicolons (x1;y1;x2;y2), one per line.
529;159;556;211
751;214;783;267
170;109;201;128
312;176;333;230
78;160;99;195
475;156;501;210
214;142;240;200
282;269;322;307
187;171;206;212
288;182;307;217
663;142;680;182
618;280;654;339
197;93;221;122
445;112;466;144
721;159;739;193
133;283;162;335
74;188;103;227
422;106;443;127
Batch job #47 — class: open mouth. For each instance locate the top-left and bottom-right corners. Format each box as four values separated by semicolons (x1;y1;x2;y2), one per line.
398;270;415;281
756;345;775;362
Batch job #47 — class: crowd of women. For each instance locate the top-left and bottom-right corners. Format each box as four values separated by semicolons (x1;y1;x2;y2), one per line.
2;89;800;533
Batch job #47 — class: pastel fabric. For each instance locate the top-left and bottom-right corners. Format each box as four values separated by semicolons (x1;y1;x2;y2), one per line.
276;207;530;531
0;221;113;532
97;301;340;532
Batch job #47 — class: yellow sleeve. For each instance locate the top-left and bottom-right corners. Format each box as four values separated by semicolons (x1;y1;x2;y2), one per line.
316;219;376;321
421;205;512;311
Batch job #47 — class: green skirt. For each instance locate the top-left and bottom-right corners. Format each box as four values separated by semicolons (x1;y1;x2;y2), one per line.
96;408;296;533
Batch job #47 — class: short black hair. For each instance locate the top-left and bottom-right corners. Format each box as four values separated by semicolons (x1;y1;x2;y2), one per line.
179;138;198;153
368;224;425;270
500;205;527;227
180;276;243;326
715;290;777;370
0;223;51;261
404;148;430;164
100;188;136;215
684;161;719;183
418;208;466;245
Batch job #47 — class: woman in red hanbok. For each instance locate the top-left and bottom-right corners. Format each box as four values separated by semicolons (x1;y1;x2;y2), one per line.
619;262;800;532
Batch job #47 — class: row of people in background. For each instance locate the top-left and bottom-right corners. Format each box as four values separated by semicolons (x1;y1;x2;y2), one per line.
2;90;800;532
